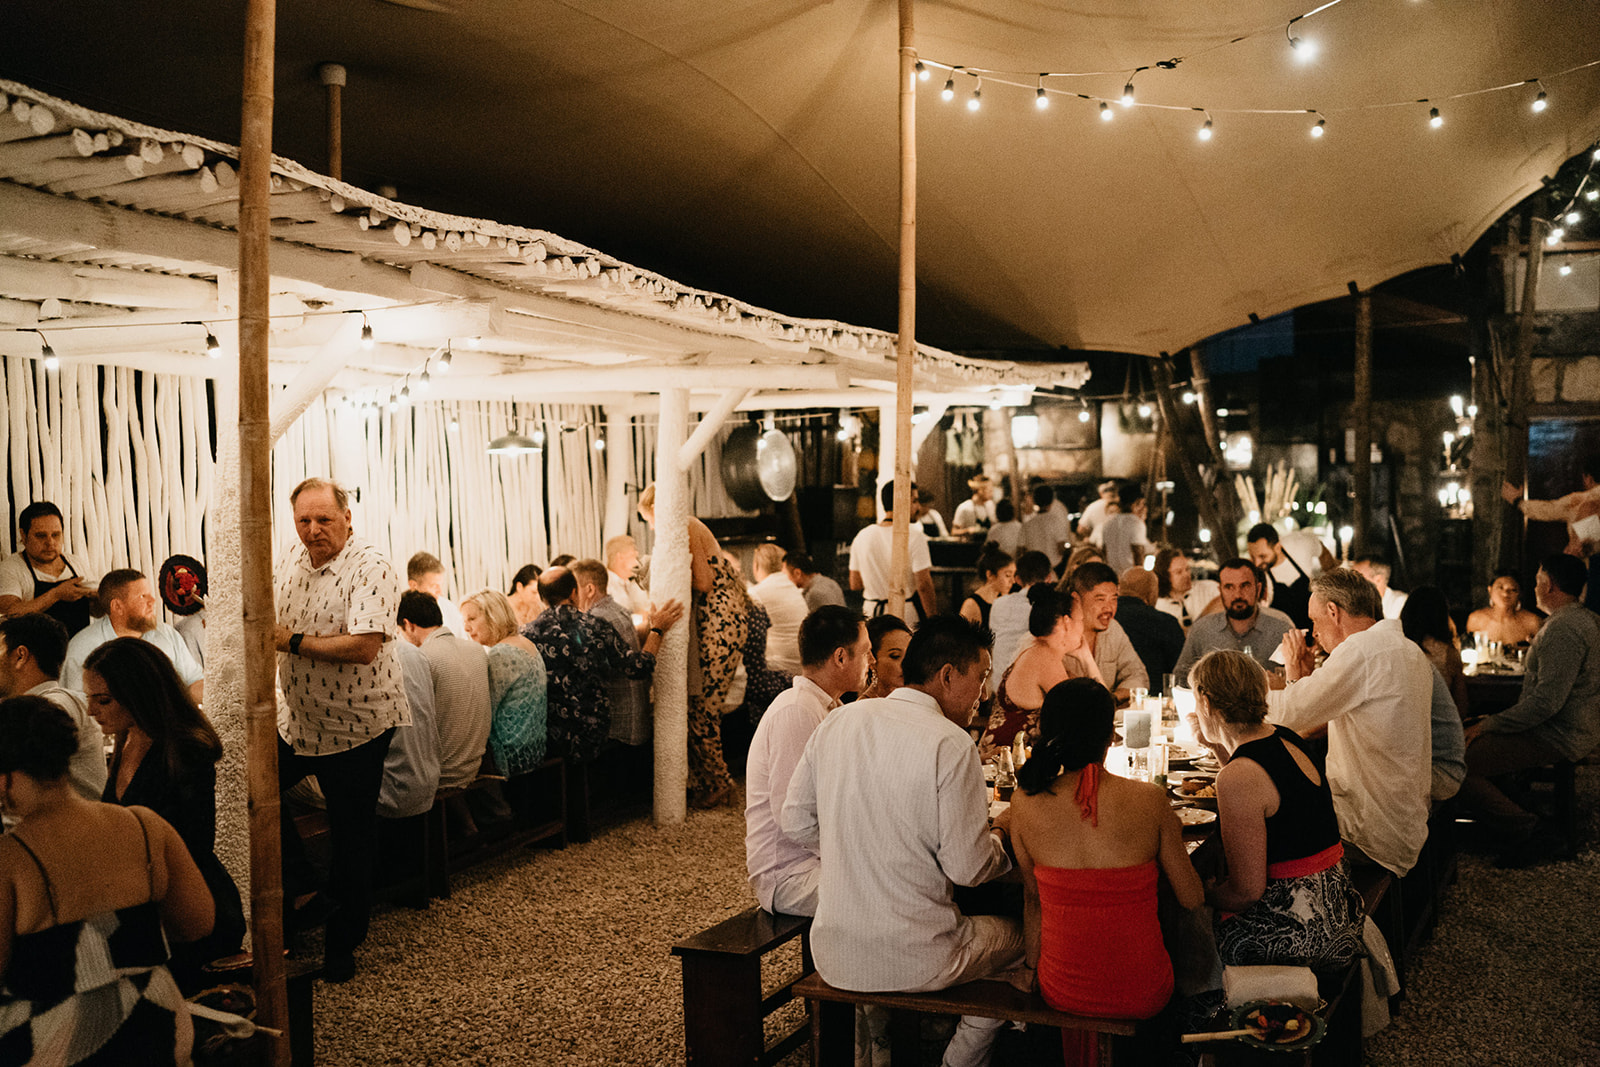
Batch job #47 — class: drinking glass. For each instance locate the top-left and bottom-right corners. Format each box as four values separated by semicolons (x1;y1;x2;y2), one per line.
1124;706;1152;749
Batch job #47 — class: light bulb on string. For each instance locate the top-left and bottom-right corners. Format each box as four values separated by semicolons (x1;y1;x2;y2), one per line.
941;74;956;102
914;60;928;82
1197;114;1213;141
1531;82;1548;113
593;436;606;453
1182;391;1197;404
1565;211;1580;225
1547;226;1565;245
1100;101;1113;122
1078;407;1091;423
34;330;57;371
1311;115;1326;138
448;417;459;433
1586;190;1599;202
967;77;982;111
1120;80;1135;107
1138;402;1152;418
1036;75;1048;110
1593;147;1600;162
438;344;453;372
1428;106;1443;129
387;395;398;413
418;366;432;391
532;429;546;448
360;314;374;350
1560;264;1573;276
399;379;411;405
203;324;221;357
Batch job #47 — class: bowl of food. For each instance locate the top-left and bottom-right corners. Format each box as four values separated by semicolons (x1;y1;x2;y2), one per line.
1169;775;1217;809
1229;1000;1325;1051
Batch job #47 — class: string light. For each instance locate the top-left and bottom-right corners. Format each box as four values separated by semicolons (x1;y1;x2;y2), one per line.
1182;391;1197;404
1286;19;1316;61
203;325;221;357
1100;101;1113;121
438;343;453;372
399;378;411;404
1036;76;1049;110
1428;106;1443;128
448;417;459;433
1565;210;1580;224
968;77;982;111
915;60;929;82
941;72;956;102
1138;402;1153;418
593;436;606;452
532;429;547;448
387;394;398;413
32;329;57;371
1311;114;1327;138
1586;189;1599;202
1559;263;1574;276
1531;81;1548;113
1197;113;1214;141
1120;78;1135;106
359;313;375;350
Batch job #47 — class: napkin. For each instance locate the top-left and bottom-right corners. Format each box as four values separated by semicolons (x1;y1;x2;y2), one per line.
1223;964;1320;1010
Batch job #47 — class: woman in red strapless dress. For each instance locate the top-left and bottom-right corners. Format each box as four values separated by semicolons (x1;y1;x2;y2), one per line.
1009;678;1204;1066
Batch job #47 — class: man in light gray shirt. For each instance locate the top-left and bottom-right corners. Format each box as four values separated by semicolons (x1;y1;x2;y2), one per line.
1172;558;1293;686
397;590;491;793
1063;560;1148;702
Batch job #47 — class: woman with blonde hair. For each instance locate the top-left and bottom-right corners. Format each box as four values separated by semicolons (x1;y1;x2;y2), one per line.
1190;649;1363;970
460;589;547;776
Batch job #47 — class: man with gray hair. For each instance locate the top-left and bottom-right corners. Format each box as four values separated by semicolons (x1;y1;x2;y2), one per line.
1268;567;1434;877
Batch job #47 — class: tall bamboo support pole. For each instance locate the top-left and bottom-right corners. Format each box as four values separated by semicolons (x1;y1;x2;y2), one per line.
1351;291;1373;557
1153;355;1225;548
240;0;288;1057
1188;348;1238;542
652;388;691;825
318;63;345;182
887;0;917;620
1502;209;1547;572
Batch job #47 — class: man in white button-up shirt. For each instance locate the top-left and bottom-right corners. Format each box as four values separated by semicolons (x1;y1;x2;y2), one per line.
744;606;869;916
782;616;1022;1067
1269;568;1432;877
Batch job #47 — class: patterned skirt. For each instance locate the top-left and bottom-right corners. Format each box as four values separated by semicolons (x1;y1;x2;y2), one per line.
1215;860;1366;972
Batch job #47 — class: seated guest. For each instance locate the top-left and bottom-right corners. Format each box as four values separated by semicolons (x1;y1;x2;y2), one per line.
1062;561;1147;703
1401;587;1470;717
748;545;809;677
397;591;491;794
1171;558;1292;687
1153;546;1221;631
377;634;441;819
0;696;214;1062
1188;651;1364;971
1351;555;1407;620
1462;554;1600;866
857;615;912;701
983;586;1102;752
959;547;1015;629
0;613;107;804
781;553;846;612
507;564;543;628
1466;570;1543;647
603;535;653;616
1116;567;1185;691
745;606;869;916
990;550;1054;676
62;568;204;702
782;616;1023;1067
461;590;549;776
407;551;465;636
81;638;246;982
570;559;651;746
983;499;1023;557
0;501;97;636
1270;569;1433;876
1010;678;1203;1065
777;556;851;614
524;567;682;767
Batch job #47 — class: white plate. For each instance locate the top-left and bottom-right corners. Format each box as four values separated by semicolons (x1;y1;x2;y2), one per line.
1167;745;1206;764
1175;806;1218;827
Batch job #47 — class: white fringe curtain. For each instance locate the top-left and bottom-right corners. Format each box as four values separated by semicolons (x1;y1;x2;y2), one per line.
2;357;610;603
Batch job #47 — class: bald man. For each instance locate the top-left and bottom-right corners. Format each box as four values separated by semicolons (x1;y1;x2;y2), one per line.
1116;566;1184;694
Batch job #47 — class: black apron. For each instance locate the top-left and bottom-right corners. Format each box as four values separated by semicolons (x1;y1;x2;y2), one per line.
28;555;92;636
1271;550;1313;630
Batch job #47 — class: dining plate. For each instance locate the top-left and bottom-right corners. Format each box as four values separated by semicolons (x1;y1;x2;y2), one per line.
1166;745;1206;765
1174;806;1217;826
1169;784;1218;810
1228;1000;1326;1051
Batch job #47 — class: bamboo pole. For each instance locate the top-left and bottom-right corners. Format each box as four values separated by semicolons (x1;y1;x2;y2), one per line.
653;388;692;825
318;64;346;182
888;0;917;620
1351;291;1373;557
240;0;289;1057
1502;206;1547;573
1152;355;1225;549
1188;348;1238;543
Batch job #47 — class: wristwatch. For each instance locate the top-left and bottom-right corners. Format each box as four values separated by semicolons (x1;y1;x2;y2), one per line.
289;632;305;655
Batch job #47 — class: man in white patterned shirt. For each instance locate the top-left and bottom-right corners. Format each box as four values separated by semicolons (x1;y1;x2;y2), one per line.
274;477;409;982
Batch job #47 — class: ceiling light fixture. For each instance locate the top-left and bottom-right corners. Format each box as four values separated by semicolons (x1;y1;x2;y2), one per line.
1100;101;1113;121
1428;106;1443;128
1530;81;1548;113
360;313;374;350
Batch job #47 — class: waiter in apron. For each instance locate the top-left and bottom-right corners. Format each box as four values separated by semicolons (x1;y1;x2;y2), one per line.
0;501;95;637
1245;522;1316;630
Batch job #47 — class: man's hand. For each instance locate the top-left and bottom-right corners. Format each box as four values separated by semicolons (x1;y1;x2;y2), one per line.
647;599;685;632
1463;718;1487;746
1280;631;1315;681
274;624;293;652
1113;687;1131;708
1501;480;1521;505
53;577;94;603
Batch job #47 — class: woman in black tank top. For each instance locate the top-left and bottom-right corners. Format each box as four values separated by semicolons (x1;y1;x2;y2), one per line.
1190;650;1365;971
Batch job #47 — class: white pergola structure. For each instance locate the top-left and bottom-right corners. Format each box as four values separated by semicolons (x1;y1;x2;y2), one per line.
0;78;1088;862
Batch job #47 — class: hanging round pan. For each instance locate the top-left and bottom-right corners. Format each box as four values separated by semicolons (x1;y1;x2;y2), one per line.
722;424;798;510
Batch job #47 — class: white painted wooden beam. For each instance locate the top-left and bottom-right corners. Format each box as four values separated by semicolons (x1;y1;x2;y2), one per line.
677;388;750;472
0;253;217;308
653;387;691;825
269;316;361;443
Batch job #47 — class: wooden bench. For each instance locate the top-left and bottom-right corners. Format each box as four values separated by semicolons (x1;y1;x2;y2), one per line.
671;907;813;1067
794;972;1137;1066
426;758;568;898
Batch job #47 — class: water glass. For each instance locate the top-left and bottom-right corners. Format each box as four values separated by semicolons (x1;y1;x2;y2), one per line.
1124;706;1153;749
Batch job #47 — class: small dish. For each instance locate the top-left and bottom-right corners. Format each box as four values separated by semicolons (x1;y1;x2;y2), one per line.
1174;806;1217;827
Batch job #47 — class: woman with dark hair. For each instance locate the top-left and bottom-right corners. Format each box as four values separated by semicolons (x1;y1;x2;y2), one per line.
1400;586;1469;718
507;563;543;627
1010;678;1202;1064
0;695;214;1062
959;548;1015;629
1190;650;1364;971
857;615;912;700
82;637;246;983
981;586;1103;752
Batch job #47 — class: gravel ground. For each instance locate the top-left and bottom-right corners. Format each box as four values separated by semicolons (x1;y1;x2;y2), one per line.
308;767;1600;1066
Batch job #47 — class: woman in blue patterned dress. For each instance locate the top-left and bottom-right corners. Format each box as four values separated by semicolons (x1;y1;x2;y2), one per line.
461;590;548;776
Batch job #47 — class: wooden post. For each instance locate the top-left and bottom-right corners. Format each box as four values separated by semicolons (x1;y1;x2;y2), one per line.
318;63;345;182
1188;348;1238;541
1152;355;1225;549
1351;291;1373;557
1502;208;1547;572
888;0;917;620
241;0;289;1059
652;388;691;825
